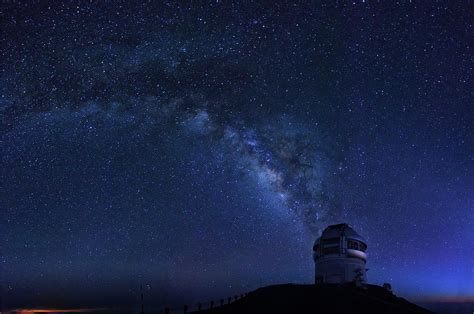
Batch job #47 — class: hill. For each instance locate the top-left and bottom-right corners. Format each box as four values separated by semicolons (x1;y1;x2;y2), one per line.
193;283;432;314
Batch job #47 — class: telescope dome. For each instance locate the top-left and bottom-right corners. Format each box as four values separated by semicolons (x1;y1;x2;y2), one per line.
313;223;368;285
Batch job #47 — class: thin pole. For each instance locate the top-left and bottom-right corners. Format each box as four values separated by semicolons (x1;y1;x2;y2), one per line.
140;284;145;314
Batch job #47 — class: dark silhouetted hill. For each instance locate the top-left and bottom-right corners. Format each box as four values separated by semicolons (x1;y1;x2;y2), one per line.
193;283;432;314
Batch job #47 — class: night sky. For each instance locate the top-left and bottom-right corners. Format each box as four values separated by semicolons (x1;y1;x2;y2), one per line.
1;1;473;311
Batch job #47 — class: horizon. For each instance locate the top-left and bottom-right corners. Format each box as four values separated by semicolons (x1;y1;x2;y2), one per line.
4;284;474;314
4;286;474;314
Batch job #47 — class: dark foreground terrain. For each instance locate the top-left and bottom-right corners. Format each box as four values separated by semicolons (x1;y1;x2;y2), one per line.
194;283;432;314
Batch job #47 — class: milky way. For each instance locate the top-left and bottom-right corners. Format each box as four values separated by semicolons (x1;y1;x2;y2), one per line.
1;4;347;234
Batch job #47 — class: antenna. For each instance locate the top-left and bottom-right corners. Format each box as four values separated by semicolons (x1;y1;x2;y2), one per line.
140;284;145;314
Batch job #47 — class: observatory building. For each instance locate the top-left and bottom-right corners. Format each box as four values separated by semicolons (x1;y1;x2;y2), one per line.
313;223;368;285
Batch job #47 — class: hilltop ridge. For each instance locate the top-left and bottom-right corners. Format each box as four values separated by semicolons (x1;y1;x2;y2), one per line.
194;283;432;314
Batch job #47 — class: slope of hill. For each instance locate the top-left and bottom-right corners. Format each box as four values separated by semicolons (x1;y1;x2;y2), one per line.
194;283;432;314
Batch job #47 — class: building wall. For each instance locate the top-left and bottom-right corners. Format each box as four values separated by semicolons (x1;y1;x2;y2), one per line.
315;256;366;284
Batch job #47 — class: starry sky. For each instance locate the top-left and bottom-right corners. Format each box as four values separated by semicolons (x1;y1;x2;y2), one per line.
1;1;473;311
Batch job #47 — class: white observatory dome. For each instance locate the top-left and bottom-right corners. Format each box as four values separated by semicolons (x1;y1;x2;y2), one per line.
313;223;368;285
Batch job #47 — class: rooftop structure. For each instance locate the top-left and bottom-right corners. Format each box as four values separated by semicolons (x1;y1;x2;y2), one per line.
313;223;368;285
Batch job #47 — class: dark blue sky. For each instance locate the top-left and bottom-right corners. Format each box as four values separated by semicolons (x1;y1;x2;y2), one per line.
1;1;473;311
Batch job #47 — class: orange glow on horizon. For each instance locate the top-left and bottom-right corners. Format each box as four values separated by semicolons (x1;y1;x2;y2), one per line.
8;309;104;314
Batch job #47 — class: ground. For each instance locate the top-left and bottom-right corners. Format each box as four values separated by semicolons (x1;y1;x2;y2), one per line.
192;283;433;314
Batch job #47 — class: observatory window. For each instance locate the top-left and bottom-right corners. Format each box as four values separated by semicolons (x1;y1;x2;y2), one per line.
347;240;367;252
322;246;340;255
348;241;360;250
322;238;340;245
